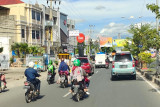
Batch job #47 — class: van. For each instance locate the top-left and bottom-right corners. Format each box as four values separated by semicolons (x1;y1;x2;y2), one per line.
95;52;107;68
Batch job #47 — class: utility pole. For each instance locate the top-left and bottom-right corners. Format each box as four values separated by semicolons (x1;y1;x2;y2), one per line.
88;25;95;58
156;0;159;75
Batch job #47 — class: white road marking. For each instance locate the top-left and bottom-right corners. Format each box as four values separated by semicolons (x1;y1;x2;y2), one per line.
137;72;160;95
96;71;99;73
63;92;71;97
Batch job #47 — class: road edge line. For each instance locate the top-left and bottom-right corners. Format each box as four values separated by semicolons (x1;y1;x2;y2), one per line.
137;72;160;95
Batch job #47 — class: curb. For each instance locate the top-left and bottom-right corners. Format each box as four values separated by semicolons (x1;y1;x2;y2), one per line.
136;67;160;87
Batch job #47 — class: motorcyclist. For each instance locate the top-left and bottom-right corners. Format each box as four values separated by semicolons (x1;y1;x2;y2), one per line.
70;59;90;95
47;60;56;78
25;62;41;93
58;58;70;76
0;73;7;89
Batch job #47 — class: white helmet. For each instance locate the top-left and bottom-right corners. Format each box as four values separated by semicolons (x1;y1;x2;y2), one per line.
28;61;35;68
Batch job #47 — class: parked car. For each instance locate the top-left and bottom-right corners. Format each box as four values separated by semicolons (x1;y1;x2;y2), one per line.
111;51;136;80
77;57;94;76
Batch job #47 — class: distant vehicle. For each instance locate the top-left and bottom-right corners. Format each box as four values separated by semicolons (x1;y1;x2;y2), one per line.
111;51;136;80
95;52;107;68
77;57;94;76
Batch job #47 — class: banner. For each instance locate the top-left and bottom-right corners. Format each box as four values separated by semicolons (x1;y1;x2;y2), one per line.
113;39;126;47
100;37;112;47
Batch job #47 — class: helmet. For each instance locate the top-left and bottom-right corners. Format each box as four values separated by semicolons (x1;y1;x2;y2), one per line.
73;59;81;66
49;60;53;65
28;61;35;68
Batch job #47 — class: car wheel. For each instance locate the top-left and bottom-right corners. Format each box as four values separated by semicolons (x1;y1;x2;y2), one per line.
111;75;116;81
133;75;136;80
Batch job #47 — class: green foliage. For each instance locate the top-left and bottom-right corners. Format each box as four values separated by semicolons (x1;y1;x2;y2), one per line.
11;42;45;57
0;47;3;53
10;57;14;64
138;52;153;64
146;4;160;18
101;46;115;53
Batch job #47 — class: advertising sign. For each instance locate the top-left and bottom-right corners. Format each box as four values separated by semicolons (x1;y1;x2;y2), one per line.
69;30;79;37
113;39;126;47
100;37;112;47
77;33;85;43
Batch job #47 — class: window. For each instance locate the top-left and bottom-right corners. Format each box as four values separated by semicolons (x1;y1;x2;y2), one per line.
32;10;35;19
21;29;25;38
36;12;40;21
115;54;132;62
32;30;35;39
36;31;39;39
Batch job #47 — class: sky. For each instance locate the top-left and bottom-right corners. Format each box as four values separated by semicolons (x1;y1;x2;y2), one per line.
22;0;158;39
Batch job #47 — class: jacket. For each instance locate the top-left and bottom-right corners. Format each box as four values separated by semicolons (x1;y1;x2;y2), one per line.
25;68;40;82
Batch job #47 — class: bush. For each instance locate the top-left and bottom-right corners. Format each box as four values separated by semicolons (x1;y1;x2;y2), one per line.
0;47;3;53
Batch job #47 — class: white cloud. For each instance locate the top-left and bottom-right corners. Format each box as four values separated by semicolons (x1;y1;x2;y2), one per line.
100;22;130;37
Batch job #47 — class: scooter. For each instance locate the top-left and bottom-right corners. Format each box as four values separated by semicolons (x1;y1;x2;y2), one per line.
23;81;40;103
59;71;68;88
47;70;55;85
72;79;86;102
105;61;109;69
0;73;6;93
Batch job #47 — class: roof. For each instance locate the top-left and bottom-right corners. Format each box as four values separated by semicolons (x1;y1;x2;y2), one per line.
0;0;24;5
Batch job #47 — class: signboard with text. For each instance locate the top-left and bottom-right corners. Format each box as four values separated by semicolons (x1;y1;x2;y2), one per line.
69;30;79;37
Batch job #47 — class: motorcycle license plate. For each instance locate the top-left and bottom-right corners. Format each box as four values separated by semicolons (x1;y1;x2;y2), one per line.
61;76;65;81
23;86;30;92
48;75;51;77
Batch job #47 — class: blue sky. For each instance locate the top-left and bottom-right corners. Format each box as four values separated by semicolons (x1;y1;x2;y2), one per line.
22;0;158;39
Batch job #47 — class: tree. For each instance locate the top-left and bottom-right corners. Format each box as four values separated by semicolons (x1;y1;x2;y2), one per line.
128;24;158;54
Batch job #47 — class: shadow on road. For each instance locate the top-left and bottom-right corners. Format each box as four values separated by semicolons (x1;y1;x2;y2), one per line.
110;76;143;81
37;95;45;100
0;89;9;93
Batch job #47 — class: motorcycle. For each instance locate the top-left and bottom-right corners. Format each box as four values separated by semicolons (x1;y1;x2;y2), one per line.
0;73;6;93
47;70;55;85
105;61;109;69
72;79;86;102
59;71;68;88
23;81;40;103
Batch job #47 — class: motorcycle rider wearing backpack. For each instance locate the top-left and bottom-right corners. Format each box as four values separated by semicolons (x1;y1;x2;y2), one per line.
70;59;90;95
48;60;56;78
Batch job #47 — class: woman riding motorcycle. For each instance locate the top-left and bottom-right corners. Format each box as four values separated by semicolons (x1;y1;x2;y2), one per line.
47;60;56;78
70;59;90;95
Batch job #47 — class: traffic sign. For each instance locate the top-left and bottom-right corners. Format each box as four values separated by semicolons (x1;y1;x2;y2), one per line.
77;33;85;43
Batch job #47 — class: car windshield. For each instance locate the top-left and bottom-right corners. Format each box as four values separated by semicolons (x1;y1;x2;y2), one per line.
78;58;89;63
115;54;132;62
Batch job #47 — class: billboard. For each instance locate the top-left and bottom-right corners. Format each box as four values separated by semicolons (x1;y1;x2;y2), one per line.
100;37;112;47
69;30;79;36
113;39;126;47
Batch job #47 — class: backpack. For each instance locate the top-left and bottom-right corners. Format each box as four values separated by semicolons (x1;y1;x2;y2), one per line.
72;67;84;82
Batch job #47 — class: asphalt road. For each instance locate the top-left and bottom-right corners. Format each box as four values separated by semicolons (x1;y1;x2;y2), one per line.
1;67;160;107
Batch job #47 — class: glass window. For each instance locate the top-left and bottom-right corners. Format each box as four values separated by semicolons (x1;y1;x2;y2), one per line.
21;29;25;38
36;31;39;39
78;58;89;63
115;54;132;62
32;30;35;39
32;10;35;19
36;12;40;21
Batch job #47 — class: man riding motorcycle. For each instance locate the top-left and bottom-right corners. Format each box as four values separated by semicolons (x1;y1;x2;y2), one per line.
25;62;41;93
48;60;56;78
70;59;90;95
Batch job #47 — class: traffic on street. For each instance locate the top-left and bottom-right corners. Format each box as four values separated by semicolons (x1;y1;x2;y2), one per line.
1;0;160;107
